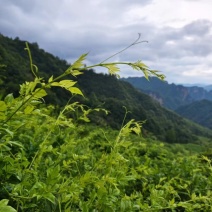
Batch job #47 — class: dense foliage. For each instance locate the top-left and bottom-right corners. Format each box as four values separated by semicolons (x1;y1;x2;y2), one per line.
1;117;212;211
0;36;212;211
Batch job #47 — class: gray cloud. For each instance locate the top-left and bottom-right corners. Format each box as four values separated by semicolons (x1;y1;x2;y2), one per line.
183;20;212;35
0;0;212;84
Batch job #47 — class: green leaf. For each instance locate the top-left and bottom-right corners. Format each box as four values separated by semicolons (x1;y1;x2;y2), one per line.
79;116;90;122
25;79;40;95
149;70;166;80
131;122;141;135
0;206;17;212
52;80;76;89
0;128;14;137
24;105;35;114
72;53;88;69
0;112;6;120
104;64;120;77
94;108;109;115
129;61;152;80
9;141;24;148
33;89;47;99
47;165;60;179
65;54;88;76
68;87;84;96
0;199;9;207
191;193;196;200
142;69;149;80
135;60;149;69
48;76;53;83
43;193;55;204
4;94;14;104
0;199;17;212
168;198;175;206
70;69;84;76
0;101;7;111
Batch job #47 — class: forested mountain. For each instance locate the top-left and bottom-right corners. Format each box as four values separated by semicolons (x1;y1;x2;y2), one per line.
75;71;212;142
175;99;212;130
122;77;212;110
0;34;69;104
0;34;212;143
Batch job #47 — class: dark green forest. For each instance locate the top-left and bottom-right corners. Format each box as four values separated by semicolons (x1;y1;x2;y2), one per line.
123;77;212;130
0;34;212;211
0;34;69;100
176;99;212;130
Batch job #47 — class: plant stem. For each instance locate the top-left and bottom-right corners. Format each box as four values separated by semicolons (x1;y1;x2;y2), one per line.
100;33;148;64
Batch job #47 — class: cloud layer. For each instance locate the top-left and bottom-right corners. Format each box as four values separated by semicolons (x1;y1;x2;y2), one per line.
0;0;212;84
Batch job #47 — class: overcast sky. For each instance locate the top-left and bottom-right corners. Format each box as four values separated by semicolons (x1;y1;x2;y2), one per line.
1;0;212;85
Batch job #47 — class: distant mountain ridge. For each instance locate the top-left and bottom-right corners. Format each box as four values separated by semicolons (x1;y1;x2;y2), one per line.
204;85;212;91
122;77;212;110
180;83;212;91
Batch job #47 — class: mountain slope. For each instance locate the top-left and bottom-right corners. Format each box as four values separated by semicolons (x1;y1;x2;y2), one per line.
0;34;69;104
75;70;212;143
175;99;212;129
0;34;212;143
204;85;212;91
122;77;212;110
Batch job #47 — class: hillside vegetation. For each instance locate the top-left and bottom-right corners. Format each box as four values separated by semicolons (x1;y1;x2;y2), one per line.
0;34;69;102
122;77;212;130
75;70;212;143
0;34;212;211
176;99;212;130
